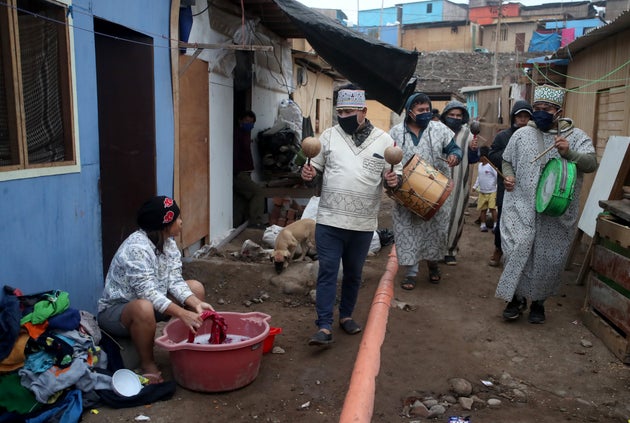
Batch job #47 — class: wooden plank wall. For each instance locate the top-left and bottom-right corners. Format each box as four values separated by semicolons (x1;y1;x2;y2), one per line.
179;56;210;250
562;27;630;211
564;28;630;157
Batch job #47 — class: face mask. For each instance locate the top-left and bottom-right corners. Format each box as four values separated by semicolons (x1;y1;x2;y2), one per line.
338;114;360;134
412;112;432;129
532;111;554;131
240;122;254;132
444;117;463;132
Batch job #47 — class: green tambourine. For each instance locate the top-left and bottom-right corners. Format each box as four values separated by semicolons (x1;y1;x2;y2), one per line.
535;158;577;216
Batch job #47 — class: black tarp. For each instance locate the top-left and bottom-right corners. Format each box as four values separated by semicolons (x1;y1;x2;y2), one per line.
273;0;419;114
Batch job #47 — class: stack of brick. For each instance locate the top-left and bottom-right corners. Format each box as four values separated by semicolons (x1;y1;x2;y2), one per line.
268;197;305;227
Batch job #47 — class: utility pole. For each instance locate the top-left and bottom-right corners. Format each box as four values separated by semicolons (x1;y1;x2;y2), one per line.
378;0;384;40
492;0;503;86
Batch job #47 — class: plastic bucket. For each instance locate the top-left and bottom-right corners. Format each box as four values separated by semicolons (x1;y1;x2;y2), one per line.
262;327;282;354
155;312;270;392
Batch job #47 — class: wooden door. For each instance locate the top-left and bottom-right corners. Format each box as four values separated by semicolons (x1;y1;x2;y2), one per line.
95;18;156;274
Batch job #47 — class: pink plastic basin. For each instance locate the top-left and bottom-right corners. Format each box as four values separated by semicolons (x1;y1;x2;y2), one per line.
155;311;270;392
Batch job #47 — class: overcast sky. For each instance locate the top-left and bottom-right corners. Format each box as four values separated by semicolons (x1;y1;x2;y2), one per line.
297;0;551;25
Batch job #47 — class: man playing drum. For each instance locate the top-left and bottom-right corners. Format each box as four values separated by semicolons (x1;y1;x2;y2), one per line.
495;85;597;323
390;92;462;290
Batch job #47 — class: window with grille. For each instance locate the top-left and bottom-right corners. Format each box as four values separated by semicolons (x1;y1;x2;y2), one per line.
500;27;508;41
0;0;75;174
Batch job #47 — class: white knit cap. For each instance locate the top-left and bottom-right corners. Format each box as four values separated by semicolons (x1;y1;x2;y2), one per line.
336;89;366;109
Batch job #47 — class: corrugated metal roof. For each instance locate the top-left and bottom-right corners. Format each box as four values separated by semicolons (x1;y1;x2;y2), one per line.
460;85;501;93
225;0;304;39
554;10;630;59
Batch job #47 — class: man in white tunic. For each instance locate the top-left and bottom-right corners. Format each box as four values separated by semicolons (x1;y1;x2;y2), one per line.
496;85;597;323
301;88;402;346
390;93;461;289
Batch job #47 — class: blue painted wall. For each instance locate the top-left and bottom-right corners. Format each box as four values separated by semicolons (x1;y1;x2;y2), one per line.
380;25;400;45
359;1;447;26
358;1;446;44
358;6;398;27
401;2;444;24
0;0;174;313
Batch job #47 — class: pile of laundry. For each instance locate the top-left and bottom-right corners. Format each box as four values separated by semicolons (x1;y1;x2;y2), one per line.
0;286;175;421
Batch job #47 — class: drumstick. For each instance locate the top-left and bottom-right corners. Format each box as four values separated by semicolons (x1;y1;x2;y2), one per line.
530;143;556;164
531;120;574;164
440;154;505;179
483;159;505;180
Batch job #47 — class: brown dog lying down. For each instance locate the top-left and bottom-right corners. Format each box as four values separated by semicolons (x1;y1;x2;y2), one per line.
272;218;316;274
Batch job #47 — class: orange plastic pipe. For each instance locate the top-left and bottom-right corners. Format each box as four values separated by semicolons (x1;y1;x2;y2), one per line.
339;245;398;423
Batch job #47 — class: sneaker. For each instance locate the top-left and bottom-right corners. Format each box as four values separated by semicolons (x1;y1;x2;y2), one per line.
502;297;527;320
444;255;457;265
308;330;333;346
528;301;546;324
480;224;488;232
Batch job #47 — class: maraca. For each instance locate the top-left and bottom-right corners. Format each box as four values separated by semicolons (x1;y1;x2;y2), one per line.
384;145;403;171
469;119;488;145
301;136;321;166
469;120;481;136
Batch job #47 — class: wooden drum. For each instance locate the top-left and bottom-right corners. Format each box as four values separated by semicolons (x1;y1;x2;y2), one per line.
387;154;453;220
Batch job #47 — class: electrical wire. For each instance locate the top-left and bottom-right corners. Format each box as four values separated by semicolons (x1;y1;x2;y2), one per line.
0;0;173;50
543;60;630;83
524;65;630;95
192;5;209;17
532;58;630;92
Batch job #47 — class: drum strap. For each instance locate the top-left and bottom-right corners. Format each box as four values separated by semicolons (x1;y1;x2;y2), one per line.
535;131;546;171
559;160;568;193
403;127;436;164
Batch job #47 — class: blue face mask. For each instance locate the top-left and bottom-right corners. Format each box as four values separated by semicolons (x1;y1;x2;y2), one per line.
240;122;255;132
412;112;433;129
444;117;463;132
532;111;554;131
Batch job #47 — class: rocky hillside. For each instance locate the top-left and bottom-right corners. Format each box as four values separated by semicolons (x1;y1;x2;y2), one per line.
414;51;541;94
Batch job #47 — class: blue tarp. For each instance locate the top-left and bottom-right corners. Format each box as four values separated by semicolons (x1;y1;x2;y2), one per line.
526;56;570;66
528;31;561;53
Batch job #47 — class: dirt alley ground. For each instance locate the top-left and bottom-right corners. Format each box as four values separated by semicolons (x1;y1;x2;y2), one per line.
84;195;630;423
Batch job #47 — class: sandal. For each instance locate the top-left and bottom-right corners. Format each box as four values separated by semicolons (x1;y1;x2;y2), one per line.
400;276;416;291
427;262;441;284
140;371;164;385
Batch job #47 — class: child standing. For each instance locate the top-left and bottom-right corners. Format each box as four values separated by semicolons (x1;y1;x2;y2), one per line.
473;156;497;232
